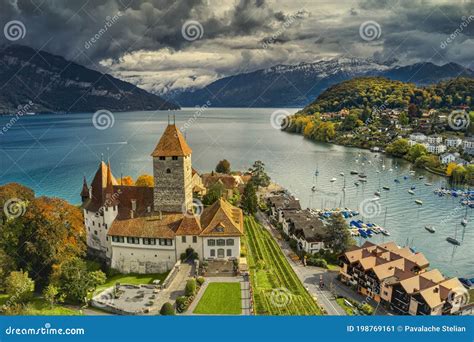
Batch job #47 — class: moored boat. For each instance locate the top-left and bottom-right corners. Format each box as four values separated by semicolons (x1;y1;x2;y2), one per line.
424;225;436;233
408;189;415;195
415;199;423;205
446;237;460;246
383;186;390;190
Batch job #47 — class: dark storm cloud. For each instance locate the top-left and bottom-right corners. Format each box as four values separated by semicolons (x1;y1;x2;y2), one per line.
0;0;282;63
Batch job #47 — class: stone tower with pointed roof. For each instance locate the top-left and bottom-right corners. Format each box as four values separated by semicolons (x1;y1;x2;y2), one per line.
151;124;193;213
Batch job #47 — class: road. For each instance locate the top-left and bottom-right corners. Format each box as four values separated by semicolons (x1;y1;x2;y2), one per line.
256;211;390;316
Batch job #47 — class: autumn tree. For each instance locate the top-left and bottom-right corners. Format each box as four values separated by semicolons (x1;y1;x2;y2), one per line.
135;174;154;187
215;159;231;174
446;162;458;177
0;184;86;288
120;176;134;186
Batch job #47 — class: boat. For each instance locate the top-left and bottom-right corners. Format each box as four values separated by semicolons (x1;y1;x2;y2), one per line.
311;186;317;192
408;189;415;195
382;186;390;190
446;237;460;246
380;229;390;236
394;179;400;183
461;206;468;226
410;185;416;190
354;182;360;187
340;172;345;176
425;183;432;186
419;176;424;180
330;177;337;182
424;225;436;233
359;178;367;183
350;170;359;175
415;199;423;205
374;191;381;197
359;173;367;178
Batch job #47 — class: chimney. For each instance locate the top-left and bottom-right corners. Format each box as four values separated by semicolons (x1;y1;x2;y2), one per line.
147;206;151;213
159;210;162;220
130;210;134;219
89;186;93;199
131;199;137;211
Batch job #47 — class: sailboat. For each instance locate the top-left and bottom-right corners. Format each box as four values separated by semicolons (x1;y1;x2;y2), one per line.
380;208;390;236
374;177;381;197
461;206;468;226
311;166;319;192
424;225;436;233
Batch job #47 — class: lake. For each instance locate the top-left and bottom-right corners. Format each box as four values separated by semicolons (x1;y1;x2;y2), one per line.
0;108;472;277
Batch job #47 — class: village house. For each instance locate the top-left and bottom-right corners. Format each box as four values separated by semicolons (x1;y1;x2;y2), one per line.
266;193;301;222
426;143;446;155
82;124;243;274
445;137;463;148
427;135;443;145
201;172;246;199
463;137;474;156
440;153;456;165
339;241;467;315
408;133;427;146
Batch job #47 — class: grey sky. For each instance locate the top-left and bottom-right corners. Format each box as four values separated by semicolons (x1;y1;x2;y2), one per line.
1;0;473;93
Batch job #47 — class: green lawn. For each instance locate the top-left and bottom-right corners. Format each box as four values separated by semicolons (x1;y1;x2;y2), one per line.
193;283;242;315
336;298;355;315
244;216;323;315
95;272;170;294
0;294;80;315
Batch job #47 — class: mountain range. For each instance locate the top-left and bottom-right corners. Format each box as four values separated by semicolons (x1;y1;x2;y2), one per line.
0;45;179;114
170;58;474;108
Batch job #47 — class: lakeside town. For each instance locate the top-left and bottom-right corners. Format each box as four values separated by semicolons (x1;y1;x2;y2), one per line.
285;104;474;185
1;121;472;316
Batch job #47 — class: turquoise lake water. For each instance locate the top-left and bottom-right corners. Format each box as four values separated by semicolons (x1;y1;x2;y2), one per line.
0;108;472;277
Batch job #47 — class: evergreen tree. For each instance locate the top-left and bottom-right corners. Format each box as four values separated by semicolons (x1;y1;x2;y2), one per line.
325;213;353;254
241;181;258;214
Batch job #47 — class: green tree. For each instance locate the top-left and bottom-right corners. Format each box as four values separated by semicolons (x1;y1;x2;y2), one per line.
53;257;106;304
340;114;359;131
324;214;353;254
241;181;258;215
43;284;63;309
385;138;410;157
202;182;225;205
399;111;409;126
249;160;270;188
215;159;231;174
407;144;427;162
160;302;175;315
6;270;34;304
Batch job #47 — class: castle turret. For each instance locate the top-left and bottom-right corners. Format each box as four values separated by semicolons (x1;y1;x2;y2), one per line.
151;124;193;213
81;176;89;202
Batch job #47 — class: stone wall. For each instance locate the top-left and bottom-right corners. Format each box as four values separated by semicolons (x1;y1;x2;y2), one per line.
153;155;192;212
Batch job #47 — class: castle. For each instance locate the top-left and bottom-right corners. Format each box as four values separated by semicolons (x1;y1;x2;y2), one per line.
81;124;243;273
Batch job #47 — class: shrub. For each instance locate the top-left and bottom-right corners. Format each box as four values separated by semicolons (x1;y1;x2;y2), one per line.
360;303;374;315
288;239;298;251
185;279;196;296
196;277;205;286
6;271;34;304
307;257;328;269
180;253;187;262
176;296;189;313
160;302;175;315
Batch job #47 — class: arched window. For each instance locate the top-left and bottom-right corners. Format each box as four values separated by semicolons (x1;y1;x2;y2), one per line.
166;168;171;174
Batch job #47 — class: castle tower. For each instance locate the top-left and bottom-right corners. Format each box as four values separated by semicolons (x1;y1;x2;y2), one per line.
151;124;193;213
